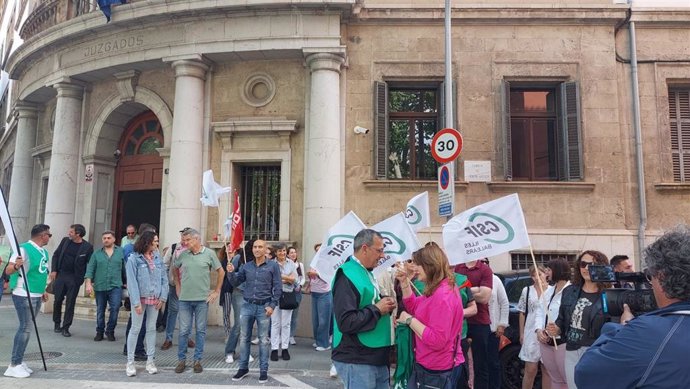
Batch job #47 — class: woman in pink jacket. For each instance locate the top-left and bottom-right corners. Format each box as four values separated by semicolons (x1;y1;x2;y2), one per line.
396;243;465;389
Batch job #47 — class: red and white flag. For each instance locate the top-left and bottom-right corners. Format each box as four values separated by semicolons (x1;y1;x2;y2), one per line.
224;191;244;252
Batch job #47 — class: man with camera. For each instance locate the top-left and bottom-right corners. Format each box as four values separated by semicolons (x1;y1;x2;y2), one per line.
575;227;690;388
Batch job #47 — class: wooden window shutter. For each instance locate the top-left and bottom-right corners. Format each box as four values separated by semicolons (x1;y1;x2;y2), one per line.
560;81;583;180
669;89;690;182
374;81;388;179
501;79;512;181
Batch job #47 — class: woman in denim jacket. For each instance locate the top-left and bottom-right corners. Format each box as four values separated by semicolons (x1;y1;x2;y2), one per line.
125;231;168;377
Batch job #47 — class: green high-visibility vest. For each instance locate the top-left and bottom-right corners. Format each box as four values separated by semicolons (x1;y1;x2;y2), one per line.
332;257;392;349
10;242;50;294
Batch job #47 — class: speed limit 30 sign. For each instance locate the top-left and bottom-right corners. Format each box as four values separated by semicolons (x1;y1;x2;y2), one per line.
431;128;463;164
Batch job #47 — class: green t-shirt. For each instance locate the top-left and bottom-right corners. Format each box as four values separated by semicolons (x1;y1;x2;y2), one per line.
174;247;221;301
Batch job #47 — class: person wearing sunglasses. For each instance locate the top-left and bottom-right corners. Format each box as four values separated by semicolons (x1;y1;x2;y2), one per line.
575;227;690;389
546;250;611;389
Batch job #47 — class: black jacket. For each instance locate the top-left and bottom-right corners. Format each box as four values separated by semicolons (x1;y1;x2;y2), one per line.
51;237;94;285
555;284;611;350
331;267;391;366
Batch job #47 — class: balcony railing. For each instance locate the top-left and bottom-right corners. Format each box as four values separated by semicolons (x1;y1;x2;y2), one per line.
19;0;144;40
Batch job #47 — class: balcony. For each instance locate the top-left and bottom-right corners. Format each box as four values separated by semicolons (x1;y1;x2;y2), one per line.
19;0;144;40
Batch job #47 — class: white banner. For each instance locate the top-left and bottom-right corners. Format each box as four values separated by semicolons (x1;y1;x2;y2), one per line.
372;213;421;277
405;191;431;232
442;193;530;265
200;170;231;207
0;188;19;263
309;211;367;283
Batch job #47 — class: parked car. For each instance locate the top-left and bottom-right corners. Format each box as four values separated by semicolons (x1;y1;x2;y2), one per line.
495;270;543;389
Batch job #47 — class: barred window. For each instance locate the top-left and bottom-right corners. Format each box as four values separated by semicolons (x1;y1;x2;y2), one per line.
510;251;577;270
240;165;280;241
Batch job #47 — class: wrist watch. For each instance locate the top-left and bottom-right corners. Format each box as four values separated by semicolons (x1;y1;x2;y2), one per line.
405;316;413;325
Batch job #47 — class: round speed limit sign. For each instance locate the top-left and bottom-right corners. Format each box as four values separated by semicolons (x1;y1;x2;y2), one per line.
431;128;463;164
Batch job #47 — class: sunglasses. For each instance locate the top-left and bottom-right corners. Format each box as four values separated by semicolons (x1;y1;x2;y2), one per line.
579;261;593;269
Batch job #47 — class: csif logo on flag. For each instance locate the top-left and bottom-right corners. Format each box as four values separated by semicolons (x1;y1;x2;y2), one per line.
462;212;515;255
375;231;407;267
326;234;355;257
405;205;422;225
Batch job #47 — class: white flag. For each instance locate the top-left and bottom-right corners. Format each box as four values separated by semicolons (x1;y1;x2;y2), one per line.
200;170;231;207
405;191;431;232
309;211;367;283
442;193;530;265
372;213;421;277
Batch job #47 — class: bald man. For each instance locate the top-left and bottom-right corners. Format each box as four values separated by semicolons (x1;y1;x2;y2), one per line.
226;239;282;383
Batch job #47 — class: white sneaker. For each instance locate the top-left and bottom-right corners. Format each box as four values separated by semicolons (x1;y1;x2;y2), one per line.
225;354;234;364
145;361;158;375
315;346;331;351
4;365;30;378
126;362;136;377
251;337;259;345
20;362;33;374
249;354;255;363
289;337;296;345
329;364;338;378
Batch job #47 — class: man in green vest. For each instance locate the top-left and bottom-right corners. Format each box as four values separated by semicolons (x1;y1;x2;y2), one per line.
332;229;396;389
4;224;52;379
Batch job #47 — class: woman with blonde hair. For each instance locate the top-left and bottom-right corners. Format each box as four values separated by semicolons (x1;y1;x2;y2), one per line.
396;243;465;389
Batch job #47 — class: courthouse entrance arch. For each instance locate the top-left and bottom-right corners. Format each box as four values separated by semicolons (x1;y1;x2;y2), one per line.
113;111;164;241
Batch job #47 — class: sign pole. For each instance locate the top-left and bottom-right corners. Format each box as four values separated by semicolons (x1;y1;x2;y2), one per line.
444;0;453;221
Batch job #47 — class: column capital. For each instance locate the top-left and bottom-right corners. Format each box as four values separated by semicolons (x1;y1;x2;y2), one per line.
13;102;40;119
305;52;345;74
164;55;211;80
53;82;84;99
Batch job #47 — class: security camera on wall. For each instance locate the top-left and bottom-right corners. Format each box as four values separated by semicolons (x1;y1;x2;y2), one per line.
354;126;370;134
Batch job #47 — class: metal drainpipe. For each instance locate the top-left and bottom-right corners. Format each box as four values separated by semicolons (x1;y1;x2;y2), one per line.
629;21;648;259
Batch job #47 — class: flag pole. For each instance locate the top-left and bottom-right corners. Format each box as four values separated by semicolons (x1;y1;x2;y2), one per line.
0;188;47;370
528;244;558;350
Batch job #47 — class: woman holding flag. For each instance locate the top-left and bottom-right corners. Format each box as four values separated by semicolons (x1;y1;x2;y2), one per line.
395;243;465;389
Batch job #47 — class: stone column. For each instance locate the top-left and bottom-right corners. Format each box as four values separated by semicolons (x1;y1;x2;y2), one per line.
44;82;83;245
162;58;208;247
303;53;345;256
8;103;39;241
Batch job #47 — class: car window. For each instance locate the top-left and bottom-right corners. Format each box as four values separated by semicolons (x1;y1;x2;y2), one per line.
506;277;533;304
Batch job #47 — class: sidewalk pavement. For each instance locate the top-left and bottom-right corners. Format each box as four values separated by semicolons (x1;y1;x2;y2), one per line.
0;296;343;388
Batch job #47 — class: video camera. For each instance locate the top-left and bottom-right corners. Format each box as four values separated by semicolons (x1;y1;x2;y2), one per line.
588;265;657;316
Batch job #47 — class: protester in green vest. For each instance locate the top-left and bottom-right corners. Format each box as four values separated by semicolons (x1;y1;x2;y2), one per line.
4;224;52;379
332;229;396;389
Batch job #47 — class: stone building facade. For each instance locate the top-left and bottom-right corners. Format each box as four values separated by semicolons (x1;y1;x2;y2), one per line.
1;0;689;288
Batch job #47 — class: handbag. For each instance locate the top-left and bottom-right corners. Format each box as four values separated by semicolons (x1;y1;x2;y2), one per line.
279;290;299;310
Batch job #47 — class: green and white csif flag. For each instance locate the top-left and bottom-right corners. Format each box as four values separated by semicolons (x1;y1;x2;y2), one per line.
442;193;531;265
372;213;421;277
405;191;430;232
309;211;367;283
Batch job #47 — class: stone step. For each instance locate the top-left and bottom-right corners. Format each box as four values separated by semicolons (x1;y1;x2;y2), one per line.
73;296;129;324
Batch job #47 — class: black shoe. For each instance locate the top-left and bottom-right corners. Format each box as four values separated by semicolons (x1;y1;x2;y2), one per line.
134;353;147;362
106;333;116;342
54;324;62;333
156;325;165;333
259;371;268;383
94;332;104;341
281;349;290;361
270;350;279;361
232;369;249;381
61;328;72;337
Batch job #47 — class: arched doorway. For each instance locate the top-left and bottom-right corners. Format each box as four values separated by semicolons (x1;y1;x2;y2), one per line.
113;111;164;241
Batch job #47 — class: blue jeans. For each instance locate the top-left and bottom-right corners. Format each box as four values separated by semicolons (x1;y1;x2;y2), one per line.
177;300;208;361
238;300;270;372
468;324;491;389
487;331;502;389
311;291;332;348
224;291;243;355
11;294;42;365
95;288;122;334
290;292;303;338
333;361;389;389
165;285;179;342
127;304;158;363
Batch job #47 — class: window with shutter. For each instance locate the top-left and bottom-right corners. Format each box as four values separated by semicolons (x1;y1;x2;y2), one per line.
374;82;443;180
501;80;583;181
668;89;690;182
